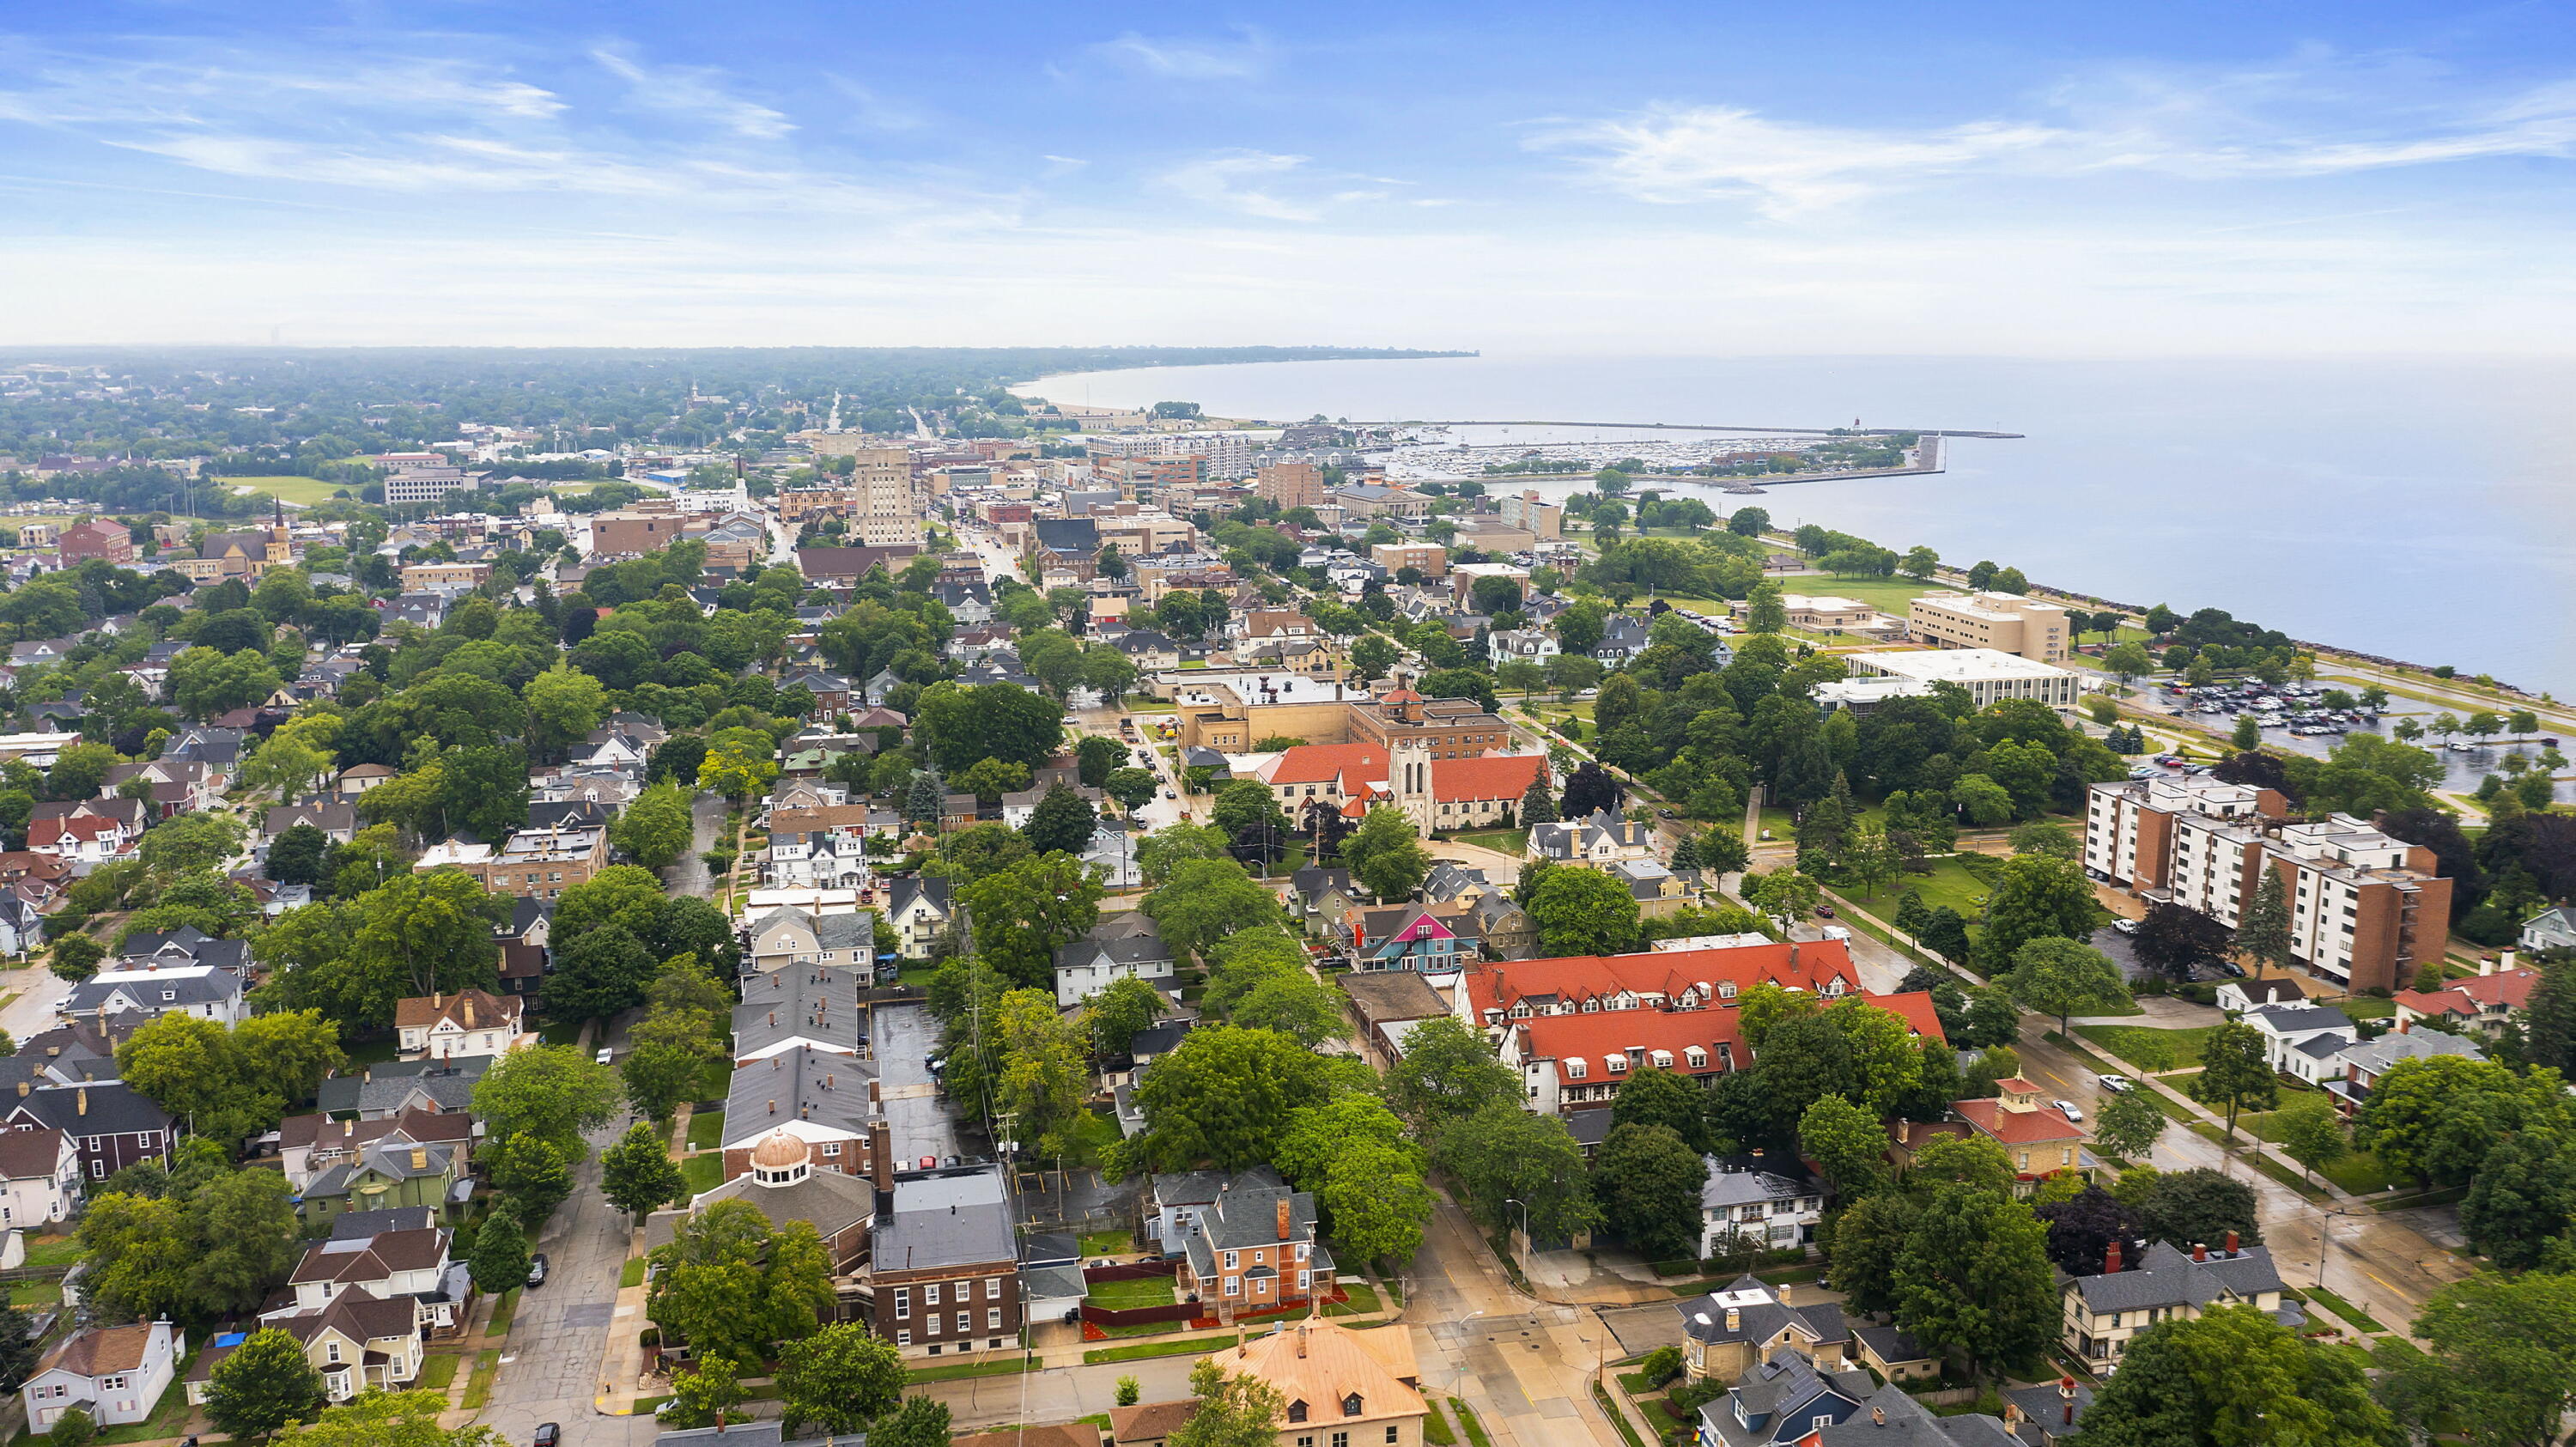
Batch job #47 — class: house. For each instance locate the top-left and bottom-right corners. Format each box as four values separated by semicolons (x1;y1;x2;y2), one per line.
1528;808;1657;866
0;1128;80;1229
720;1046;872;1181
393;989;529;1061
2062;1236;2293;1367
1468;891;1540;960
2003;1380;2093;1447
1850;1326;1941;1385
884;875;954;959
313;1056;489;1118
1705;1377;2019;1446
1288;866;1364;940
271;1224;465;1333
1341;972;1452;1070
1703;1348;1878;1447
2392;958;2539;1035
1337;903;1479;975
2521;905;2576;953
2320;1027;2486;1116
744;904;882;976
1701;1154;1825;1260
58;964;246;1025
191;1286;422;1404
1451;939;1867;1031
1054;921;1175;1006
1111;1400;1201;1447
1611;858;1698;918
278;1108;477;1196
2240;1003;2357;1083
1942;1079;2088;1191
263;800;360;844
295;1136;472;1228
3;1083;175;1182
110;927;254;979
1147;1165;1276;1252
2211;977;2307;1013
22;1321;181;1435
734;965;870;1061
865;1164;1023;1358
647;1126;878;1271
1174;1170;1330;1322
1594;615;1650;663
1485;628;1559;665
1678;1277;1852;1383
1200;1318;1425;1447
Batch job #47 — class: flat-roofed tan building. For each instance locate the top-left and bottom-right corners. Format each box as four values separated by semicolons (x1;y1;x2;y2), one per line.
1909;589;2069;662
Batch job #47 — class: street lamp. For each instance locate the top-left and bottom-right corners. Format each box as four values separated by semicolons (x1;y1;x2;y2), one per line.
1503;1198;1531;1265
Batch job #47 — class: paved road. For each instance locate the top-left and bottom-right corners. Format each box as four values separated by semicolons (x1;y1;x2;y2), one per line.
480;1102;662;1447
663;789;727;901
1402;1200;1624;1447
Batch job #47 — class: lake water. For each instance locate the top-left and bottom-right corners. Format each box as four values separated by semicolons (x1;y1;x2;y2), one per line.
1024;355;2576;695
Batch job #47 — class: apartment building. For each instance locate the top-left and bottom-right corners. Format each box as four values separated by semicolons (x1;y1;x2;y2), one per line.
846;447;921;547
1908;590;2069;663
1370;542;1449;578
2085;777;2449;992
589;508;689;557
381;469;477;507
1495;489;1563;539
1842;648;2079;710
1255;460;1327;509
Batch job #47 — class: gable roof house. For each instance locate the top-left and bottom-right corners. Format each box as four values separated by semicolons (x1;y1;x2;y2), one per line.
1936;1079;2090;1192
0;1128;81;1230
884;875;954;959
2240;1002;2359;1084
313;1055;490;1119
279;1108;477;1195
59;963;247;1027
2062;1236;2293;1368
734;964;871;1062
1701;1154;1826;1262
745;904;882;976
1678;1276;1852;1383
1528;807;1658;865
21;1321;182;1435
1054;923;1176;1008
270;1224;465;1333
3;1082;176;1182
2392;958;2539;1035
191;1286;422;1406
262;799;360;844
1173;1170;1331;1323
1201;1318;1423;1447
393;989;531;1061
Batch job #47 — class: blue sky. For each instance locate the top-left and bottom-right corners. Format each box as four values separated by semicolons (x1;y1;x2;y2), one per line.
2;1;2571;352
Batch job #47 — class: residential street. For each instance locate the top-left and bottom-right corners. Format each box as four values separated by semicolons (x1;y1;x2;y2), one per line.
662;788;728;900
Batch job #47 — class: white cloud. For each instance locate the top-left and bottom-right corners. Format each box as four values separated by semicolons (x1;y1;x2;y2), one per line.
1536;67;2576;213
592;46;793;139
823;76;929;134
1080;31;1268;81
1157;150;1320;221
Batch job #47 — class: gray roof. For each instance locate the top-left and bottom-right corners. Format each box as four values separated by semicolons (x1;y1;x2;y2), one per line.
750;904;876;953
2332;1028;2485;1079
645;1163;878;1254
1679;1276;1850;1349
64;970;242;1013
723;1046;875;1146
2293;1034;2348;1059
2004;1382;2093;1441
2246;1003;2354;1034
4;1081;173;1139
888;874;951;921
2067;1240;2285;1314
872;1165;1017;1272
1701;1155;1819;1213
331;1207;440;1240
1054;933;1172;974
1852;1324;1933;1367
733;965;871;1057
314;1056;489;1117
1020;1262;1089;1304
654;1424;836;1447
1152;1166;1279;1211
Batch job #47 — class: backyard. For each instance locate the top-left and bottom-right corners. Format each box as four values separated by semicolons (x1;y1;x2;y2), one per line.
1084;1274;1177;1310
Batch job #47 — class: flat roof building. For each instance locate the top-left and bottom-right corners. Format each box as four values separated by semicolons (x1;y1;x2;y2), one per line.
1908;590;2069;663
1843;648;2078;710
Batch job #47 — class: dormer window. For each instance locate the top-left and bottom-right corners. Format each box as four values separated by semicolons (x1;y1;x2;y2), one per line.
1565;1059;1587;1080
1607;1055;1627;1073
1288;1401;1309;1424
1718;982;1737;1000
1685;1048;1707;1069
1344;1394;1364;1416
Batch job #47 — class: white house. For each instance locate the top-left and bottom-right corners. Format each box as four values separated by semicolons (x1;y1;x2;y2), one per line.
58;964;246;1026
1700;1154;1826;1259
392;989;530;1061
884;876;954;960
1528;809;1658;866
270;1225;459;1331
22;1322;182;1434
0;1128;80;1230
1051;929;1176;1008
2241;1002;2358;1084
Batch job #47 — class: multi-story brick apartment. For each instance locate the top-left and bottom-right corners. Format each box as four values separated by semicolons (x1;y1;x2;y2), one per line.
1171;1170;1328;1323
56;518;136;564
1255;460;1327;509
588;508;689;558
868;1163;1023;1358
1907;589;2070;663
2085;775;2450;992
1370;541;1449;578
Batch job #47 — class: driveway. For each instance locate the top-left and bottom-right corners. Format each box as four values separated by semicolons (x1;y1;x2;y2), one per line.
872;1001;965;1166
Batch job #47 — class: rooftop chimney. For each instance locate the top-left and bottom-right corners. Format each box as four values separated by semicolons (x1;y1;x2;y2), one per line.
2481;957;2495;976
1297;1323;1309;1358
1725;1308;1740;1333
869;1116;893;1190
2192;1241;2207;1262
2225;1230;2239;1255
1777;1283;1791;1306
2104;1239;2122;1274
1871;1407;1886;1426
76;1089;86;1116
1277;1197;1292;1240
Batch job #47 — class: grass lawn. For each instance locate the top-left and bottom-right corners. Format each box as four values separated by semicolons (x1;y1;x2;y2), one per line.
2306;1286;2389;1334
682;1154;722;1195
686;1109;726;1151
536;1016;583;1046
487;1288;522;1338
621;1256;648;1289
2073;1024;2217;1072
1084;1275;1176;1310
1444;828;1528;854
1322;1281;1383;1316
1425;1400;1458;1446
1078;1230;1135;1256
11;1281;62;1308
1893;853;1996;927
21;1236;82;1269
1450;1398;1495;1447
417;1353;464;1389
2217;1111;2406;1195
1084;1339;1223;1365
1594;1383;1648;1447
2336;996;2397;1020
462;1350;501;1410
908;1353;1038;1382
222;475;354;507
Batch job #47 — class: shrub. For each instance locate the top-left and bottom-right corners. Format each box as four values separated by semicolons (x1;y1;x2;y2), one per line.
1639;1346;1683;1386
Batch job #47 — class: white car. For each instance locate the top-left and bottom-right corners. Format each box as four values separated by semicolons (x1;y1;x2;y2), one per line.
2098;1075;2134;1093
595;1048;615;1066
2054;1099;2085;1122
2111;918;2141;935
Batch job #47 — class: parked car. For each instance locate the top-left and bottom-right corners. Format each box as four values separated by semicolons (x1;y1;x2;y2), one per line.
1814;903;1835;918
535;1426;562;1447
2111;918;2141;935
2054;1100;2085;1122
594;1047;613;1066
526;1253;550;1288
2098;1075;2134;1093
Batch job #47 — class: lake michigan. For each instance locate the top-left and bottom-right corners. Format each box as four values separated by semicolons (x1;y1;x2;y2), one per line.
1024;354;2576;696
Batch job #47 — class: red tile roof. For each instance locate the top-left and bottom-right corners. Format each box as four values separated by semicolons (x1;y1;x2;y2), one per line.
1267;742;1387;787
2392;967;2537;1019
1953;1097;2087;1148
1516;1006;1748;1086
1431;753;1547;803
1459;940;1865;1019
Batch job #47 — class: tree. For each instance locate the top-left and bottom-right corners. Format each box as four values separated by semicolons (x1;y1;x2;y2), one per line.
2272;1092;2348;1187
602;1122;690;1219
1088;975;1168;1056
1387;1015;1523;1128
189;1167;301;1315
697;726;781;801
472;1045;622;1163
915;680;1063;771
1842;820;1899;897
1113;1026;1334;1176
993;988;1091;1158
870;1397;955;1447
2189;1019;2278;1141
1434;1104;1601;1243
1116;1376;1142;1407
2003;936;2129;1035
47;931;104;982
647;1201;835;1367
1349;633;1397;684
1341;806;1431;902
139;811;246;878
961;852;1102;990
2379;1272;2576;1447
2093;1090;2166;1161
611;781;696;870
1171;1355;1286;1447
1746;581;1786;634
1799;1095;1889;1199
1612;1067;1711;1154
0;1300;35;1395
775;1322;907;1437
44;1407;94;1447
2104;641;2152;683
204;1327;330;1439
1228;964;1346;1049
1142;856;1279;959
265;820;331;885
468;1214;532;1295
2076;1306;2397;1447
2458;1132;2576;1270
1519;775;1558;828
1318;1139;1434;1266
1893;1186;2057;1381
269;1391;506;1447
2126;1166;2261;1251
1526;864;1641;956
545;924;658;1024
665;1355;750;1430
2032;1185;2141;1276
1023;782;1099;857
489;1131;575;1229
2130;901;2233;980
2355;1055;2556;1188
2232;866;2293;981
1075;733;1123;787
1975;851;2101;972
1909;1134;2020;1198
1559;760;1622;819
1594;1123;1707;1262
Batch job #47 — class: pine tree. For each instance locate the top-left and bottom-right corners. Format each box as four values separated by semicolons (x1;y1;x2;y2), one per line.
2233;867;2293;981
1519;776;1558;827
469;1215;532;1295
904;769;945;826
